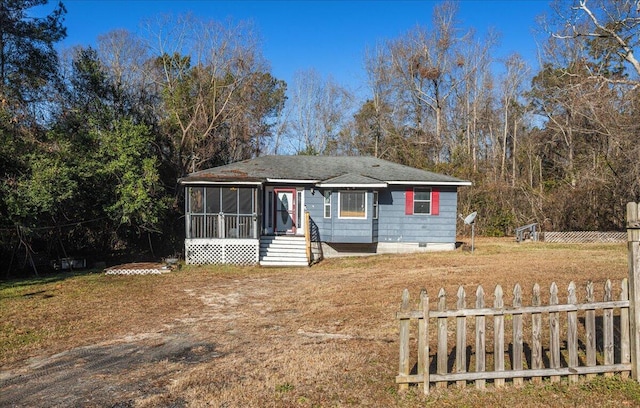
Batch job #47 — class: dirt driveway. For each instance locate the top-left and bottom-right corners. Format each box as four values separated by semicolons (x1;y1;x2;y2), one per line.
1;332;218;407
1;266;399;407
2;296;226;407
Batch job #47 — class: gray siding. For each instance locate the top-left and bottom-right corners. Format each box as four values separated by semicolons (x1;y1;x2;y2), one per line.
304;190;332;241
377;187;458;244
304;189;373;243
305;187;459;245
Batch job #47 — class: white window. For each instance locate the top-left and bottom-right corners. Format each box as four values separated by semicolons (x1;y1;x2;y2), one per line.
297;190;303;228
324;191;331;218
414;187;432;214
267;191;273;228
339;191;366;219
373;191;379;220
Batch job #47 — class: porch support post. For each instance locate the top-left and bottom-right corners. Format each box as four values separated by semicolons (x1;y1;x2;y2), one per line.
218;213;225;239
253;213;258;239
185;188;191;239
627;202;640;381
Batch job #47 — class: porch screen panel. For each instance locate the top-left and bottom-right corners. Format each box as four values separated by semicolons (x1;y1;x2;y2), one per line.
202;187;220;238
239;189;253;213
222;188;237;213
206;188;220;213
238;188;254;238
190;187;204;213
188;187;205;238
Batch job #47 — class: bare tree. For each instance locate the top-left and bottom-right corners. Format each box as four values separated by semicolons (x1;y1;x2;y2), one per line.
527;0;640;230
452;29;499;173
98;30;148;97
549;0;640;84
499;53;530;185
364;44;406;161
143;14;267;175
95;29;162;127
364;1;499;167
284;69;353;155
225;71;286;159
553;0;640;200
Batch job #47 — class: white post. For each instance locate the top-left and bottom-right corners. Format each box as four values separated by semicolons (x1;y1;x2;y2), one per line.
627;202;640;380
471;223;475;253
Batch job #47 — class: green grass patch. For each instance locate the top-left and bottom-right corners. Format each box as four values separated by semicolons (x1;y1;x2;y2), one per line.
0;323;47;355
579;376;640;401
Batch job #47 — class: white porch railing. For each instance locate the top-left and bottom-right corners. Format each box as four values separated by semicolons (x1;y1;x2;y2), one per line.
188;214;258;239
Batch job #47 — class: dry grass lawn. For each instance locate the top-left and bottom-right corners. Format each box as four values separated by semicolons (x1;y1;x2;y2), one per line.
2;238;640;407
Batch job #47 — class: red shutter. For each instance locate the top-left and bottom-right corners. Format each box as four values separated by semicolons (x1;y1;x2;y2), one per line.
431;188;440;215
405;188;413;215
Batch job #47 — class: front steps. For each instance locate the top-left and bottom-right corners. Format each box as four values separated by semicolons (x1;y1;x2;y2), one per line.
259;235;309;267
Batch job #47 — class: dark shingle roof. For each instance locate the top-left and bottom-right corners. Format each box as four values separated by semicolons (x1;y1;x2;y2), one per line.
179;155;471;186
319;173;388;187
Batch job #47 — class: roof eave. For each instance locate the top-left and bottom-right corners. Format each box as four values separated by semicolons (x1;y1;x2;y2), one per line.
178;179;472;187
316;183;389;188
178;179;264;186
388;180;473;186
266;178;321;184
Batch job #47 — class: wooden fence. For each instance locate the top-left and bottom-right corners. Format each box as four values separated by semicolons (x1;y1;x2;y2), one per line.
397;202;640;393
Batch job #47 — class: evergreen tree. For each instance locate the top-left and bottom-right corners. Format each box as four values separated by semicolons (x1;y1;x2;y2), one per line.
0;0;67;106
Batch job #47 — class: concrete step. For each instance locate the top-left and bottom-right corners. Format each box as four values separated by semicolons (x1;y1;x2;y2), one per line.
260;254;307;260
260;259;309;267
260;253;308;260
263;241;305;245
260;243;306;251
260;242;306;249
261;235;305;239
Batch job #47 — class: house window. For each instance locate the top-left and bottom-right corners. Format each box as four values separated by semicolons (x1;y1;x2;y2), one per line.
414;187;432;214
339;191;366;219
373;191;379;220
324;191;331;218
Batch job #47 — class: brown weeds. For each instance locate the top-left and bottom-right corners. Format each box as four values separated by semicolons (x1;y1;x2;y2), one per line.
2;238;638;407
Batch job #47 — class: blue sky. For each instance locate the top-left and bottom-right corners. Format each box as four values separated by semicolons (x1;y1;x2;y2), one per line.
50;0;551;95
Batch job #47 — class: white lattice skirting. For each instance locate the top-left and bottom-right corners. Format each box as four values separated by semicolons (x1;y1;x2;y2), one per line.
104;263;173;275
542;231;626;243
185;238;260;265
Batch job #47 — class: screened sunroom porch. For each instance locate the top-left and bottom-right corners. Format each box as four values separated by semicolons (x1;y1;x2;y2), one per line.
186;186;260;240
184;185;261;264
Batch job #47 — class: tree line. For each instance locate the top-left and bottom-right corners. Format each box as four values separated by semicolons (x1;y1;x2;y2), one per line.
1;0;638;276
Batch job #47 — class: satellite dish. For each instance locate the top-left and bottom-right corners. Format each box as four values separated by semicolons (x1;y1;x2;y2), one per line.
464;212;477;225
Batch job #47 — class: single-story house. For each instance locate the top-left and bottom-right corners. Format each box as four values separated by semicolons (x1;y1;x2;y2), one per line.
178;155;471;266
